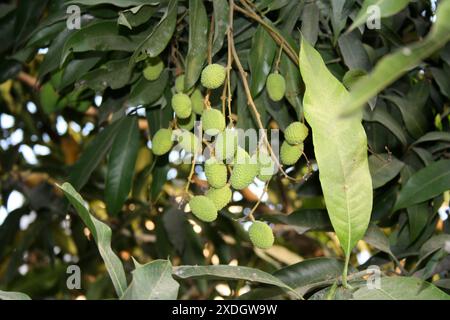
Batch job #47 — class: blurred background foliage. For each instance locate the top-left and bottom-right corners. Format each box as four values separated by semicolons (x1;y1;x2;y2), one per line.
0;0;449;299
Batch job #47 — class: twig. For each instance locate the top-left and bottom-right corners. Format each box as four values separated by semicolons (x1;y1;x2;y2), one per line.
234;2;298;66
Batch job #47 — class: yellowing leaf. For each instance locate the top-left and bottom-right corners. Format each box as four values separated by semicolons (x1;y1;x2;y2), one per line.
299;37;372;281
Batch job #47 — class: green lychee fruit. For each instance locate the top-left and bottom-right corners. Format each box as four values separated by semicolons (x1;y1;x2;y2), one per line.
172;93;192;119
248;221;274;249
201;108;226;134
177;130;199;154
143;57;164;81
205;158;227;188
257;151;276;181
189;195;218;222
178;113;195;131
190;89;204;115
206;185;232;210
266;73;286;102
201;64;226;89
152;128;173;156
230;151;259;190
215;129;238;162
175;74;194;94
280;141;303;165
284;121;309;145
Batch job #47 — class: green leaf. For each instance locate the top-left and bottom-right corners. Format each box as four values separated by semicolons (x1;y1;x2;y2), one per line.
280;52;302;117
121;259;179;300
240;258;344;299
338;31;371;71
300;37;373;276
407;202;429;242
353;277;450;300
364;224;392;255
68;120;122;190
419;234;450;261
413;131;450;145
0;290;31;300
301;2;320;46
60;55;102;89
80;58;133;91
105;116;140;216
173;265;301;298
184;0;208;91
128;70;169;107
58;182;127;297
131;0;178;63
61;21;137;66
68;0;159;7
394;160;450;210
348;0;411;32
249;25;277;97
363;107;408;145
342;1;450;115
368;153;404;189
212;0;229;57
118;5;158;29
265;209;332;234
431;65;450;98
273;258;344;296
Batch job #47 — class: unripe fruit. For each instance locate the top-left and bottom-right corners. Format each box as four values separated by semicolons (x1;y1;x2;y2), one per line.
201;64;226;89
230;150;259;190
152;128;173;155
205;158;227;188
172;93;192;119
177;131;199;154
284;121;309;145
175;74;195;94
215;129;238;161
257;151;276;181
248;221;274;249
143;57;164;81
266;73;286;102
206;185;232;210
178;113;195;131
189;195;218;222
190;89;204;115
280;141;303;165
201;108;226;133
175;75;185;92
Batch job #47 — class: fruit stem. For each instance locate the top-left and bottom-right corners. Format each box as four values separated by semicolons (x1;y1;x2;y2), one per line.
247;179;270;221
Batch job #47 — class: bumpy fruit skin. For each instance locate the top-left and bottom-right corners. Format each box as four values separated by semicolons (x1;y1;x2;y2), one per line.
201;108;226;133
190;89;204;115
205;158;227;188
280;141;303;165
230;151;259;190
284;122;309;145
201;64;226;89
178;114;195;131
152;129;173;155
172;93;192;119
143;57;164;81
215;129;238;161
248;221;274;249
177;131;199;154
189;195;218;222
257;151;276;181
206;185;232;210
266;73;286;102
175;74;194;94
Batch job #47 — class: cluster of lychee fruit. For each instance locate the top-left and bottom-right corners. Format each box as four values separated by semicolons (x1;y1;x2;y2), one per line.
144;62;308;249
